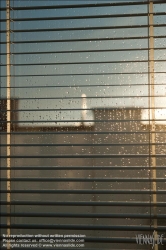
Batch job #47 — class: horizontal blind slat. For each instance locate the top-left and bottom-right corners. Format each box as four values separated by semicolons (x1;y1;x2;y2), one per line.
1;224;166;231
1;212;166;219
0;178;165;182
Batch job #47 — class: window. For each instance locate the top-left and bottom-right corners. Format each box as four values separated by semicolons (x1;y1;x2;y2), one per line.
0;1;166;249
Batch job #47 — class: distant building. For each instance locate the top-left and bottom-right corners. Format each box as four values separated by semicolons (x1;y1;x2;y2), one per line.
1;103;165;243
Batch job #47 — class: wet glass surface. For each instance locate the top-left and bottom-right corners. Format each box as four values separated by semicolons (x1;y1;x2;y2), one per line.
0;1;166;249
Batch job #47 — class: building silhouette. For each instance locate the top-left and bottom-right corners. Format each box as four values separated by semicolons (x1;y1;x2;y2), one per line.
1;99;166;249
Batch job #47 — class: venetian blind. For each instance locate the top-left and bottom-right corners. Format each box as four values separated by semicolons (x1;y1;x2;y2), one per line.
0;1;166;250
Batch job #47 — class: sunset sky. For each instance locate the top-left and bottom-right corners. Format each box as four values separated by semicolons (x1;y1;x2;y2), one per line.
1;0;166;126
